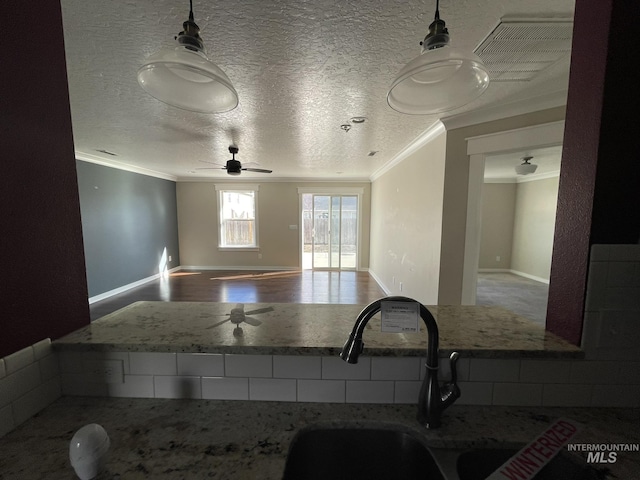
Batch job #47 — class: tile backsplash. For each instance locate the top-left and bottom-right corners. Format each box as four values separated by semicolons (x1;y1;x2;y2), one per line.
582;244;640;360
0;339;61;438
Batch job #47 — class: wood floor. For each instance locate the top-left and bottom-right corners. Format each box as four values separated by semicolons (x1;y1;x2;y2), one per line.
89;270;386;321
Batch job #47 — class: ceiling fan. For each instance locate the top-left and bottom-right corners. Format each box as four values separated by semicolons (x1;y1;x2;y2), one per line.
205;303;275;336
196;146;273;175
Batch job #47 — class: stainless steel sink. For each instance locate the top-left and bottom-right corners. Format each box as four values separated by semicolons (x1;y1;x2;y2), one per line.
282;423;446;480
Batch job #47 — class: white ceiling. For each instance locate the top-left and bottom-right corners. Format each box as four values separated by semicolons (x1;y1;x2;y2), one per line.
60;0;574;182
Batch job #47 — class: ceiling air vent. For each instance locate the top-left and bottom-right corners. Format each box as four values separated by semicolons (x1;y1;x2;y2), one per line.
474;18;573;82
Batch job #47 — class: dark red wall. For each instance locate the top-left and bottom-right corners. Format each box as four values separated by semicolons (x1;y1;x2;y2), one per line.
547;0;640;345
0;1;90;357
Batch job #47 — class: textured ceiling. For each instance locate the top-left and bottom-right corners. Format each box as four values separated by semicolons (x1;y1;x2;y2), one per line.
60;0;574;181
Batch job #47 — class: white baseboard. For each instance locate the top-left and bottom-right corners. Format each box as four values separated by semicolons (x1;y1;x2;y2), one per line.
477;268;550;285
180;265;300;272
367;269;391;295
509;269;550;285
88;267;182;304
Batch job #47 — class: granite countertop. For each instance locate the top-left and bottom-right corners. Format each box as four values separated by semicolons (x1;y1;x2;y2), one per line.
1;396;638;479
53;301;582;359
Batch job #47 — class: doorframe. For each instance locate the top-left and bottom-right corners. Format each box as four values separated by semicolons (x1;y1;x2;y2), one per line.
297;187;364;271
462;120;565;304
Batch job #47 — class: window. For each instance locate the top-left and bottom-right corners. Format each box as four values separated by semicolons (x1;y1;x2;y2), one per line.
216;184;259;249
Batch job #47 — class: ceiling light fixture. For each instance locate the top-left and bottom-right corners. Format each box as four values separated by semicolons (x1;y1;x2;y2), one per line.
137;0;238;113
515;156;538;175
387;0;490;114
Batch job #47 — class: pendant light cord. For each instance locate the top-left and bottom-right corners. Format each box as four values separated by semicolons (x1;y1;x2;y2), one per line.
189;0;194;22
434;0;440;20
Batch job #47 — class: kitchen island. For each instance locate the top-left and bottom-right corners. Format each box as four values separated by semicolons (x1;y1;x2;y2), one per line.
54;301;582;359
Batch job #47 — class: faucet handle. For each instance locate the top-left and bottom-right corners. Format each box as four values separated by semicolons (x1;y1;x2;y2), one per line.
448;351;460;385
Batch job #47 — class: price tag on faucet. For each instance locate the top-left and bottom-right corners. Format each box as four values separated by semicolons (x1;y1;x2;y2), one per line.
380;301;420;333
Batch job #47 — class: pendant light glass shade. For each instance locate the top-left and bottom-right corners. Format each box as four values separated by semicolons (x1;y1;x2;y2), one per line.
137;44;238;113
137;1;238;114
387;45;489;114
387;2;489;114
515;156;538;175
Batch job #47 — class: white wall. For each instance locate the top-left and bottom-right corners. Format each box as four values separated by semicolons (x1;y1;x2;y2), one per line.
479;177;559;281
368;126;447;304
176;181;371;270
478;183;516;269
511;176;559;281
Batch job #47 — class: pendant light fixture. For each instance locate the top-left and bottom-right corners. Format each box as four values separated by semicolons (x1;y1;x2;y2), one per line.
387;0;490;115
137;0;238;113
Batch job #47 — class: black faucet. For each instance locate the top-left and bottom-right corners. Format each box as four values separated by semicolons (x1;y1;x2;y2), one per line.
340;296;460;428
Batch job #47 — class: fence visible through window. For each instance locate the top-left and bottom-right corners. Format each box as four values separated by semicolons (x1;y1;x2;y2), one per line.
219;190;257;248
302;194;358;269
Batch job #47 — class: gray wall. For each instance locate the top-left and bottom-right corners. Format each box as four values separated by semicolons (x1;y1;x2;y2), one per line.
76;161;180;297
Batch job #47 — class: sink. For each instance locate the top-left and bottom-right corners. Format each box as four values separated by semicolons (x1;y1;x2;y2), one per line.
282;423;446;480
442;447;603;480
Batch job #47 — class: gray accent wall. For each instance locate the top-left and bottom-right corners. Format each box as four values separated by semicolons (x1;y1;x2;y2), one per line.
76;160;180;298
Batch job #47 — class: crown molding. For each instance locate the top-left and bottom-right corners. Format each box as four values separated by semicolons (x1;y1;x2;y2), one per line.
369;120;446;182
484;177;517;184
76;151;177;181
484;170;560;184
441;90;568;131
516;170;560;183
177;175;371;183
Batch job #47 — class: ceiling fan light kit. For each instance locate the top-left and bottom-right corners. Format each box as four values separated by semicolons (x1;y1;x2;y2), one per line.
387;0;490;114
515;156;538;175
137;0;238;113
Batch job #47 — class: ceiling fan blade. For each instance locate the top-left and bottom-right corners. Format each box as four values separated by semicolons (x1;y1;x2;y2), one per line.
244;306;275;315
206;318;231;329
243;316;262;326
242;168;273;173
194;167;225;170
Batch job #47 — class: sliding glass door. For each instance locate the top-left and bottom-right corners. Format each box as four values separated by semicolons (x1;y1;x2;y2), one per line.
303;194;358;270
